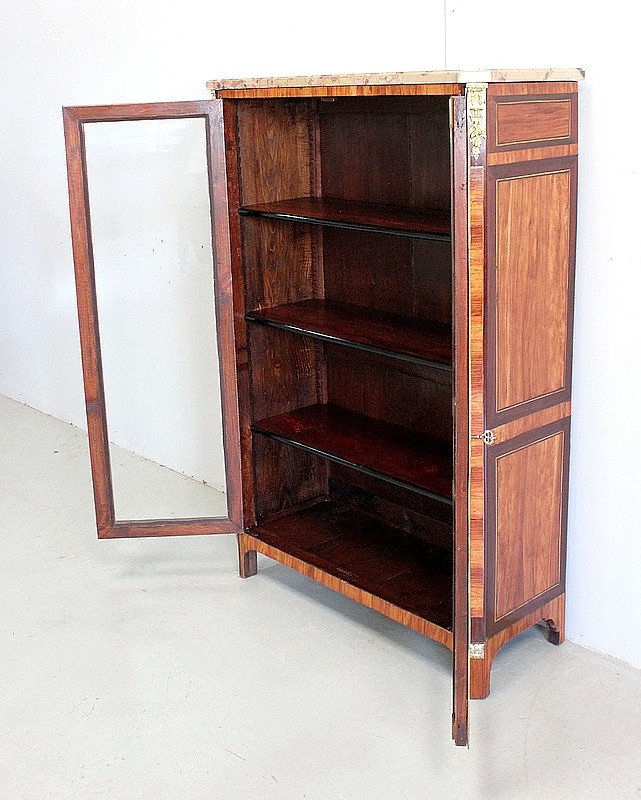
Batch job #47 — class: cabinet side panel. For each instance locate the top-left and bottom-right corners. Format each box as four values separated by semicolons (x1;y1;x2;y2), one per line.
483;87;577;633
496;169;570;410
235;99;329;519
486;418;569;633
485;156;577;427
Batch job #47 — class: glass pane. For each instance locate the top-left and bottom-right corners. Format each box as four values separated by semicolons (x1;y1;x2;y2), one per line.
84;117;227;520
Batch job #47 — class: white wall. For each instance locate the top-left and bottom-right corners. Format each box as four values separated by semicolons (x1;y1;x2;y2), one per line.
1;0;640;668
445;0;641;671
0;0;445;480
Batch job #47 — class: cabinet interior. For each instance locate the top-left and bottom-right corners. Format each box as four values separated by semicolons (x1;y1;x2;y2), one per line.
235;96;455;631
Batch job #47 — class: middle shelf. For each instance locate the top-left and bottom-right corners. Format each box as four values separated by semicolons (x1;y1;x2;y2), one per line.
252;403;453;504
246;299;452;370
239;196;452;240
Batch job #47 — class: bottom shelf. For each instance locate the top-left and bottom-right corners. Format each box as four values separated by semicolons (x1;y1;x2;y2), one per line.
247;500;453;636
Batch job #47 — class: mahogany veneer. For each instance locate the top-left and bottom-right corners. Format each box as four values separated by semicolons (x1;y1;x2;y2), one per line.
246;299;452;368
252;403;453;501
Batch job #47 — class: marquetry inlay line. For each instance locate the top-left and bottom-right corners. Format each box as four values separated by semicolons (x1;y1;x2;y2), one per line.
494;99;572;146
494;169;571;413
487;143;578;166
467;84;487;620
493;430;565;622
491;403;570;444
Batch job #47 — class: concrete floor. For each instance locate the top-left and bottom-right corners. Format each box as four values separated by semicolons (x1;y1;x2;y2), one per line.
1;393;640;800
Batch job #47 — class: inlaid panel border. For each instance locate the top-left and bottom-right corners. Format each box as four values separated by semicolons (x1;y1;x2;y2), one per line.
487;93;578;153
484;417;570;636
485;156;577;427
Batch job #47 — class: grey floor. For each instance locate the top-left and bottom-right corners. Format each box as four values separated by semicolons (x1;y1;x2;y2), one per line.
1;393;640;800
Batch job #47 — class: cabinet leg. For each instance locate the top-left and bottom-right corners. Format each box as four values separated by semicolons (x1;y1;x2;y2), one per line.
545;594;565;646
238;534;258;579
469;650;494;700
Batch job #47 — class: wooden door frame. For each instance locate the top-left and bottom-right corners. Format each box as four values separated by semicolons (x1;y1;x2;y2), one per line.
451;93;470;747
62;100;243;538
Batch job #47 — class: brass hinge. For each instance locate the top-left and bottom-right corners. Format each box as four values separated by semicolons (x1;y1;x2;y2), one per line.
448;99;454;129
469;643;486;660
471;429;496;445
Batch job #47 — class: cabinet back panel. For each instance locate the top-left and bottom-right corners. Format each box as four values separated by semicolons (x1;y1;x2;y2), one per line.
326;346;452;440
319;97;451;211
330;480;452;551
323;229;451;324
330;467;453;526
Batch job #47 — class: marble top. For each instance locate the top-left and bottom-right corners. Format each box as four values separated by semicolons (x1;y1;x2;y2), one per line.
207;68;584;91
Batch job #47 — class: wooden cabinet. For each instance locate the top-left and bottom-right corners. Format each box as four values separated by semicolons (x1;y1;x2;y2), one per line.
63;68;583;746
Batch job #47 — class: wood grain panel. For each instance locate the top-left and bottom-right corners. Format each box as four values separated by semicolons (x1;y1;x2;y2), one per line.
235;99;330;519
495;432;563;620
329;466;453;526
496;99;572;146
451;94;470;747
468;93;487;620
253;437;327;520
319;97;451;211
327;347;452;439
331;479;453;549
493;403;570;444
321;228;452;323
496;170;569;408
236;100;314;204
214;84;463;100
223;100;257;528
321;109;410;204
241;218;315;310
487;158;577;425
485;418;570;634
488;82;578;96
487;143;577;165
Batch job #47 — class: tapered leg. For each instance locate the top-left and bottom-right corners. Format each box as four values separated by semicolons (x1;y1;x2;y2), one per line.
470;649;494;700
237;533;258;578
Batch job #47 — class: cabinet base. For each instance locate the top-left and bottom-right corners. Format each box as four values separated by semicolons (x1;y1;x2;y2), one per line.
238;533;565;700
470;594;566;699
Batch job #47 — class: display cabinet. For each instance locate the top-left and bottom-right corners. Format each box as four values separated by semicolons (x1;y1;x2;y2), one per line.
63;68;583;745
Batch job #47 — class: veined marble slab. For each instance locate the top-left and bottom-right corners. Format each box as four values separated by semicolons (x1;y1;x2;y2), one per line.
207;68;584;92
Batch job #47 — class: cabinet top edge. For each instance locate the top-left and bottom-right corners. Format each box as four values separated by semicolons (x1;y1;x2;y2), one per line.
207;68;585;93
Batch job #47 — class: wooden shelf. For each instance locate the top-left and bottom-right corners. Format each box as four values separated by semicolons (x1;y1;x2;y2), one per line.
252;403;453;503
239;196;451;240
246;299;452;369
251;500;453;630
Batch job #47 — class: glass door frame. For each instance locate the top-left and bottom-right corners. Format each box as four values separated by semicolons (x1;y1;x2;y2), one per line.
62;100;243;538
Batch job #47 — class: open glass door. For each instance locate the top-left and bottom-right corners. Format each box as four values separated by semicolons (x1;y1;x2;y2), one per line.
451;95;470;746
63;101;242;538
